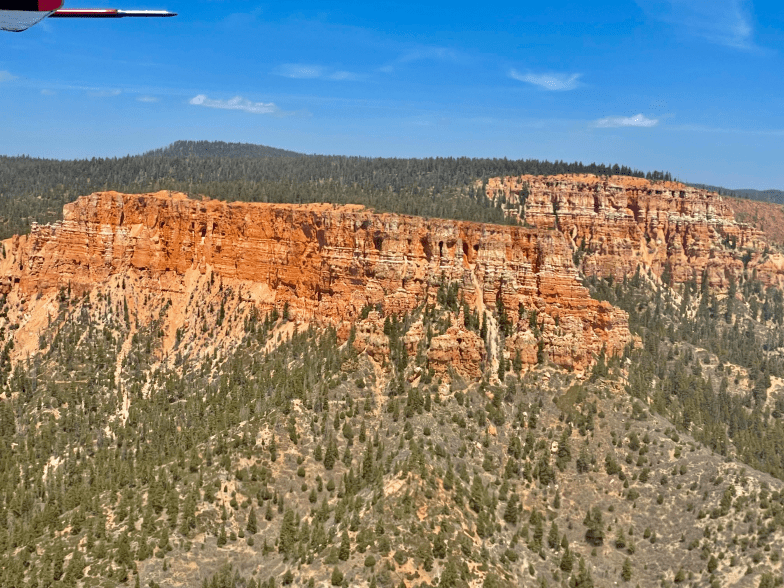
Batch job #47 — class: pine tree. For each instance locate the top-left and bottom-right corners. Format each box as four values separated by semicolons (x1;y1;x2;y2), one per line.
324;437;338;470
439;559;459;588
338;530;350;561
116;532;133;568
65;548;85;582
469;475;484;513
559;547;573;572
531;510;544;549
503;493;520;524
583;506;604;546
615;527;627;549
573;556;594;588
362;443;374;483
180;487;197;536
166;487;179;529
247;507;258;534
149;476;165;515
269;434;278;462
707;554;718;574
158;527;171;552
278;509;298;556
548;521;560;550
433;532;447;559
621;557;632;581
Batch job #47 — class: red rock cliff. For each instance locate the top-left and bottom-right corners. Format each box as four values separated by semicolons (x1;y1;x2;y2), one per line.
1;191;630;371
485;174;781;288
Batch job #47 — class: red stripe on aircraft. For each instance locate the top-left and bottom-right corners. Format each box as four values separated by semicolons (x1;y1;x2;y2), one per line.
38;0;64;10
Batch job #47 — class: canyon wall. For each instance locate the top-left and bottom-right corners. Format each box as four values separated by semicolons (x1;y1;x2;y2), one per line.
485;174;784;288
0;190;630;373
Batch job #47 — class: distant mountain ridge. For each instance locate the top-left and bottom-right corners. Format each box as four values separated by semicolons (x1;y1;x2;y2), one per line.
688;182;784;204
733;188;784;205
144;140;306;158
150;142;784;200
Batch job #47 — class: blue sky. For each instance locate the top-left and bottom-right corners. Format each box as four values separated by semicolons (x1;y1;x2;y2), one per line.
1;0;782;189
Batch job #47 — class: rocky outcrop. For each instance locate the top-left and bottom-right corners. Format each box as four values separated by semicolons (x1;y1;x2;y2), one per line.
352;311;389;362
485;175;782;288
427;326;485;379
0;190;631;372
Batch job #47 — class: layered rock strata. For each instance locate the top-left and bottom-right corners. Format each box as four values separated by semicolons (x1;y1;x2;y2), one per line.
485;174;781;288
0;191;630;372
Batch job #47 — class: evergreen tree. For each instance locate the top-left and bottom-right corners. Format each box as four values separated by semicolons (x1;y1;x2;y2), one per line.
269;434;278;462
559;546;573;572
247;507;258;534
439;559;459;588
324;437;338;471
180;487;197;536
116;532;133;568
572;556;594;588
621;557;632;581
338;530;350;561
503;493;520;524
583;506;604;546
433;532;447;559
548;521;560;550
278;509;298;556
469;475;484;513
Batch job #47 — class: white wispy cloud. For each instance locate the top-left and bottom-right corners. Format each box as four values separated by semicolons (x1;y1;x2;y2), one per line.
41;89;56;96
274;63;359;81
0;71;17;83
509;70;581;91
88;89;121;98
398;46;459;64
636;0;757;50
189;94;280;115
327;71;358;81
136;96;159;103
379;46;463;74
594;113;659;128
277;64;323;79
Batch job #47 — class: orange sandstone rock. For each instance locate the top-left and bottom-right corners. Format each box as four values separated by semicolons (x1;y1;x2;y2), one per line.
485;174;779;288
1;190;632;371
427;326;486;380
352;311;389;362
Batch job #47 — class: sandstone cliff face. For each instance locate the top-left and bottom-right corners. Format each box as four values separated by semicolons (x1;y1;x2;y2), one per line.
485;175;782;288
352;311;390;362
427;326;485;380
0;191;630;373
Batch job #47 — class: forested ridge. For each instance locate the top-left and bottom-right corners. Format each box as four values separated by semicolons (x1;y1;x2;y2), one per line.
2;141;779;243
733;189;784;205
144;141;305;159
0;141;666;240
